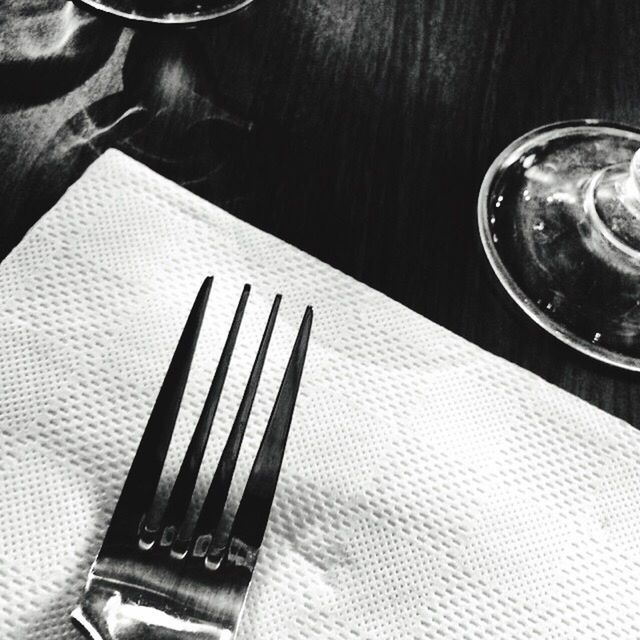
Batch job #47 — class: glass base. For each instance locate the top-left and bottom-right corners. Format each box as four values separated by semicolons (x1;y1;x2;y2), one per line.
478;120;640;370
75;0;255;24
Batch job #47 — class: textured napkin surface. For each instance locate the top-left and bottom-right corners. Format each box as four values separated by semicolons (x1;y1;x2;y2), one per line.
1;150;640;639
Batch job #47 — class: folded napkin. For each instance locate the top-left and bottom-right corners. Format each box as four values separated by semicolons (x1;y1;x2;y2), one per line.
1;150;640;640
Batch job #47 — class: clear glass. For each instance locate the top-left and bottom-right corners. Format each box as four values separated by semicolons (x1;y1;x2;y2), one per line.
75;0;256;25
478;121;640;370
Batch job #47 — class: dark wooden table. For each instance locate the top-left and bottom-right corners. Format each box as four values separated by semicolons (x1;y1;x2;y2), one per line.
2;0;640;425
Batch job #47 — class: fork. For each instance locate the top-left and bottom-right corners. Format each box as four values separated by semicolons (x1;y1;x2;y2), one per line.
71;276;313;640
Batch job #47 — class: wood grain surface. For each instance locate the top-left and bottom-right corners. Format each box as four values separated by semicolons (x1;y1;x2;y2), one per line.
2;0;640;425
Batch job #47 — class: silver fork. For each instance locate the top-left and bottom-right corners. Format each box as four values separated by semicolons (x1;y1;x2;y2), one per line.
71;276;313;640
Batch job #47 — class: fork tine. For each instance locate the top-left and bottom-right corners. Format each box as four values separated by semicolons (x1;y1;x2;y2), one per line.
221;306;313;566
185;294;281;559
154;285;250;549
103;276;213;548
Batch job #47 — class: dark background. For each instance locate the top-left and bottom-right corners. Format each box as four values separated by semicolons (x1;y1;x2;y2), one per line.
2;0;640;425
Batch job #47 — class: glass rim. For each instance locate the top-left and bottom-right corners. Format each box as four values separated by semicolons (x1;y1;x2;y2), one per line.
74;0;256;25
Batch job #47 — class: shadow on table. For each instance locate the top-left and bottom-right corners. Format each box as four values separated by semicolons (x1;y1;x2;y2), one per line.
0;25;270;260
0;0;121;108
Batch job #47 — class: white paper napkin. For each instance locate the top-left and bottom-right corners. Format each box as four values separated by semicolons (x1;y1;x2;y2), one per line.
1;150;640;640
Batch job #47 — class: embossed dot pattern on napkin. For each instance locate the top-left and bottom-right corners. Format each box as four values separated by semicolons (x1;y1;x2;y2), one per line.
1;150;640;639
